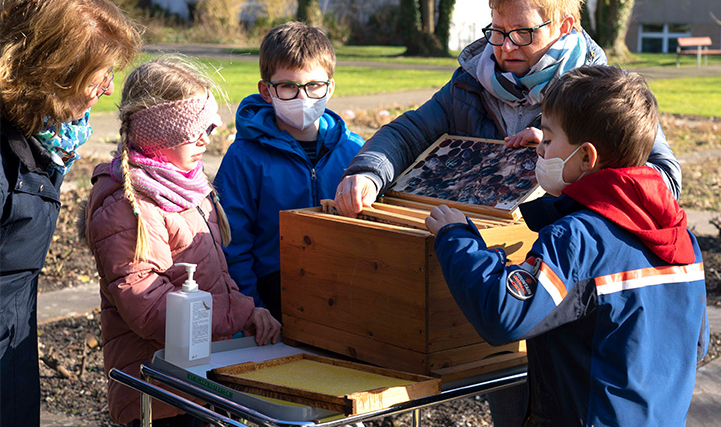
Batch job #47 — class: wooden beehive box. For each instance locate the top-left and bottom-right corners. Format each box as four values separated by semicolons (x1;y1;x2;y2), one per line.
279;135;542;382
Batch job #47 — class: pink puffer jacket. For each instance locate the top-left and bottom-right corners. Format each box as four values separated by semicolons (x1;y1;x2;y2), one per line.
84;163;256;424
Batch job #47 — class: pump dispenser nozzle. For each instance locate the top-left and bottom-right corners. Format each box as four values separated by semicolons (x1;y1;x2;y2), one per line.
175;263;198;292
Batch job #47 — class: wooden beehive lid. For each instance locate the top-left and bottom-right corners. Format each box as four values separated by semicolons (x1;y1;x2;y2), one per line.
386;134;544;220
207;353;441;415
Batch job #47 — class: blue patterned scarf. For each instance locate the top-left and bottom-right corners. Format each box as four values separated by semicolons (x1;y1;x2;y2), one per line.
34;109;93;174
477;30;587;107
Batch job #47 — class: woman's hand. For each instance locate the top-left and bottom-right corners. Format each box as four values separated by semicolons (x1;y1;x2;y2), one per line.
334;175;378;217
425;204;467;235
245;307;281;346
504;127;543;148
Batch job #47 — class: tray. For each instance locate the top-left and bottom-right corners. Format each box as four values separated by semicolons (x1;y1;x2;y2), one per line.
150;337;339;422
207;353;442;415
386;134;543;219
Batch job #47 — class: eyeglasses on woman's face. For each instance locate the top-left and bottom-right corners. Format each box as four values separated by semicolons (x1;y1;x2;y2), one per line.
88;67;115;99
482;20;552;46
265;80;331;100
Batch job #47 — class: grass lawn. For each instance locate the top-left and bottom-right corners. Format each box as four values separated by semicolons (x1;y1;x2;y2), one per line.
92;49;721;118
650;76;721;117
92;53;454;113
227;45;461;66
611;52;721;68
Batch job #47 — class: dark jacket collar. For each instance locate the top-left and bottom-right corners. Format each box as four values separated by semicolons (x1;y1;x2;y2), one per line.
2;120;55;176
519;194;584;232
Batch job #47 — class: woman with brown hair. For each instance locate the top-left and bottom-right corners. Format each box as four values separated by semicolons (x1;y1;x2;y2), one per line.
0;1;139;425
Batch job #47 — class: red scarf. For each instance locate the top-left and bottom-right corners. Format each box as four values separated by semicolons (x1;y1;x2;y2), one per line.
563;167;694;265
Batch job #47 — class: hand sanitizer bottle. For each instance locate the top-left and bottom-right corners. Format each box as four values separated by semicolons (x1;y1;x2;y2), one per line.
164;263;213;367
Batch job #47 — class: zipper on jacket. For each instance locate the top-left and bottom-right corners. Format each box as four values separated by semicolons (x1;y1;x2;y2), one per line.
310;168;319;205
196;206;209;231
308;142;335;205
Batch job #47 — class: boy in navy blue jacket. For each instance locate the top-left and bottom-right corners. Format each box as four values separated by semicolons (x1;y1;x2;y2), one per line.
426;65;708;426
214;22;363;321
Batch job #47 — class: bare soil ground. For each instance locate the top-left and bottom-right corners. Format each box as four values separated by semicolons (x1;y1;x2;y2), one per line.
37;112;721;426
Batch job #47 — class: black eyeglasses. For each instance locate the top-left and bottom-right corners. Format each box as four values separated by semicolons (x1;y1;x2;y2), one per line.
88;67;115;98
482;20;552;46
266;80;330;100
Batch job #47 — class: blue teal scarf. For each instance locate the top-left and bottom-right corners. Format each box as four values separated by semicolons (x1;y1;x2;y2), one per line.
34;109;93;174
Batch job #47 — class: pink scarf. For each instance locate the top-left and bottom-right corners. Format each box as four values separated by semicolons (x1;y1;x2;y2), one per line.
111;150;211;212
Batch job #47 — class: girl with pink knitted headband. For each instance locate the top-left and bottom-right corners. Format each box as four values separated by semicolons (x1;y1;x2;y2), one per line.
82;57;281;426
113;92;223;215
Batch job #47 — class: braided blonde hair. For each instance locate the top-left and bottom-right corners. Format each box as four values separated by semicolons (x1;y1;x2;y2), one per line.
117;55;231;262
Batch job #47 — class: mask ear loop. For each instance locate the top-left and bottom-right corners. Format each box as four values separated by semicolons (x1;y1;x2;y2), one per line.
561;143;590;185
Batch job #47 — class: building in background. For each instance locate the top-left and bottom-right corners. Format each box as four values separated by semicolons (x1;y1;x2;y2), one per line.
148;0;491;51
626;0;721;53
145;0;721;53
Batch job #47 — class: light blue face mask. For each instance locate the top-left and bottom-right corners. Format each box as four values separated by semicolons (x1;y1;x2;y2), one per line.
534;144;586;196
270;96;327;130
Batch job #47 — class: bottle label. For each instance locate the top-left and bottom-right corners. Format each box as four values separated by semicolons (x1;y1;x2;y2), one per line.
188;300;211;360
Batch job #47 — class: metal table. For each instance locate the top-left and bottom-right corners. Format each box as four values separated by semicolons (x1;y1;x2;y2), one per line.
109;337;527;427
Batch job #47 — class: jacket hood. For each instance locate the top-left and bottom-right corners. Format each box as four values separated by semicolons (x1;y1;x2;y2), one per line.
82;162;121;243
562;167;694;265
234;93;347;152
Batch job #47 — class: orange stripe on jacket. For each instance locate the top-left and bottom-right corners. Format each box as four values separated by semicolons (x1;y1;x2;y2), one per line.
595;262;704;295
535;261;567;305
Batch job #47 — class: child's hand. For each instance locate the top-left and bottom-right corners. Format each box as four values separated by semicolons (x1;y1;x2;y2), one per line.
334;175;378;217
505;127;543;148
425;204;467;235
245;307;281;346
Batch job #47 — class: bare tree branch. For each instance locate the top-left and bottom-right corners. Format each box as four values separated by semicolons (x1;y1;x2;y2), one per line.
710;11;721;27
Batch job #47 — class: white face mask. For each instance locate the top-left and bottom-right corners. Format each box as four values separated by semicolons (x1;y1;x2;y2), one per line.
270;95;327;130
534;144;585;196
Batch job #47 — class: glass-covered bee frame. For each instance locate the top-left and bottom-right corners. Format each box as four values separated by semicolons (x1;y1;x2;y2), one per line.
387;134;544;219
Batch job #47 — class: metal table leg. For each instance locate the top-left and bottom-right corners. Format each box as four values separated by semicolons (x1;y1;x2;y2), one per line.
141;369;152;427
412;408;421;427
109;368;249;427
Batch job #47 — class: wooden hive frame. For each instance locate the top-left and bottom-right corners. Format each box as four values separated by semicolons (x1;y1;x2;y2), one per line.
207;353;441;415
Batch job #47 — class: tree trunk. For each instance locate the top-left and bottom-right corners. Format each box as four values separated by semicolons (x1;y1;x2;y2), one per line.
399;0;421;45
591;0;634;60
399;0;454;57
297;0;323;27
420;0;434;33
435;0;455;52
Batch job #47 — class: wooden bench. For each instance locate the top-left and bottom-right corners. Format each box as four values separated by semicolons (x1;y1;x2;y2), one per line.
676;36;721;67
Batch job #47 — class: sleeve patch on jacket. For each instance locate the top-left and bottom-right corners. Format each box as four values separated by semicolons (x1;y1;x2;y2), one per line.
507;269;537;300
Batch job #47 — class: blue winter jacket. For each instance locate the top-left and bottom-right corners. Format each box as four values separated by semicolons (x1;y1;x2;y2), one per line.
433;170;708;426
213;94;364;307
345;33;682;201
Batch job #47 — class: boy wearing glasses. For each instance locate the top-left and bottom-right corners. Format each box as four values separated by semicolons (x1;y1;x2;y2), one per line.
214;21;363;321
